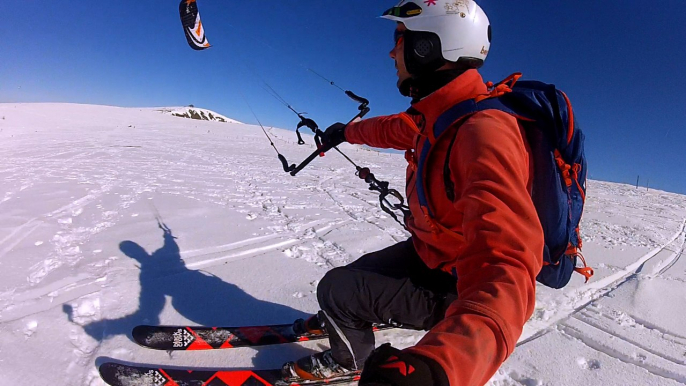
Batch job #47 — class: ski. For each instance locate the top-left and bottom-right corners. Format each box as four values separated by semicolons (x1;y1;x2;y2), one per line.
99;362;361;386
132;322;321;351
133;321;392;351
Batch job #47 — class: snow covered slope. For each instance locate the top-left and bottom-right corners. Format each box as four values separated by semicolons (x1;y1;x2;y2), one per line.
1;103;685;385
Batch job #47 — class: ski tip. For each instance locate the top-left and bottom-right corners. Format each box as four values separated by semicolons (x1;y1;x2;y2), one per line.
98;362;123;384
131;325;145;337
131;325;154;345
131;325;191;350
98;361;116;372
98;362;161;386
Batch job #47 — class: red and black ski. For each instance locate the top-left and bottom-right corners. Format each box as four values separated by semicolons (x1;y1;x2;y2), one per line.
132;323;323;351
99;362;361;386
133;322;392;351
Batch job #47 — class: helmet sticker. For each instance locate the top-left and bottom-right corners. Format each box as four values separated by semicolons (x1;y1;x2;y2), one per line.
445;0;471;15
424;0;437;6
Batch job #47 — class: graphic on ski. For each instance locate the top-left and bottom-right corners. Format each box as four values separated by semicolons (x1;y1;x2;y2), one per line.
99;362;361;386
133;322;392;351
133;323;320;351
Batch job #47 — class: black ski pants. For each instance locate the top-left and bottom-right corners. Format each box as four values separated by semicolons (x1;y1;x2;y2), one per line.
317;238;458;370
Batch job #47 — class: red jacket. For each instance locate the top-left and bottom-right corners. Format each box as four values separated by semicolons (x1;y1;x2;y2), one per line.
345;70;544;386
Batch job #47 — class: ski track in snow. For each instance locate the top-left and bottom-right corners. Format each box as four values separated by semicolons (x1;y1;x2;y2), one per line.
499;220;686;385
2;104;686;385
519;220;686;344
0;104;413;385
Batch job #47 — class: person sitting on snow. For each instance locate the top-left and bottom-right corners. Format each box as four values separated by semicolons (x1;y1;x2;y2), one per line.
285;1;543;385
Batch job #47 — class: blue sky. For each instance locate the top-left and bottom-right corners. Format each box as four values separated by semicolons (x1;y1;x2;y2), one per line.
2;1;685;195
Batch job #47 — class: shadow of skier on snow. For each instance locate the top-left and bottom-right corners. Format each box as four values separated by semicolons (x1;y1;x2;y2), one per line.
64;219;316;368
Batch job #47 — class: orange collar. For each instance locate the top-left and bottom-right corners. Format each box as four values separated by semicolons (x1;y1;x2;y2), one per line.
410;69;489;133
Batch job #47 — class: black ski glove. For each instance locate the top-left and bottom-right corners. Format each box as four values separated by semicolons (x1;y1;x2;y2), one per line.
359;343;449;386
321;122;347;148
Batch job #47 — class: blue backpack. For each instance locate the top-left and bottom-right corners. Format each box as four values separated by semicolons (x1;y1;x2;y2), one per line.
415;73;593;289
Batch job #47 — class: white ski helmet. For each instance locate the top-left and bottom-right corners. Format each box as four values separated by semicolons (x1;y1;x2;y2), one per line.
382;0;491;75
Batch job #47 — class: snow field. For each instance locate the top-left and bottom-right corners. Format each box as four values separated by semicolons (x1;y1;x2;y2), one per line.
1;103;685;385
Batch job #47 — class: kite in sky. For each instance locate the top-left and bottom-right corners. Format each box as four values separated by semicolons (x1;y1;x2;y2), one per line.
179;0;210;50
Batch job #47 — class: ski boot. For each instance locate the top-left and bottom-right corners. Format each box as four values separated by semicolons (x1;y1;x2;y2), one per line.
282;349;359;382
292;312;326;337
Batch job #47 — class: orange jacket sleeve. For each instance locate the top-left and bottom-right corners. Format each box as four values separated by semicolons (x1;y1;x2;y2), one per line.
407;111;544;386
344;112;419;150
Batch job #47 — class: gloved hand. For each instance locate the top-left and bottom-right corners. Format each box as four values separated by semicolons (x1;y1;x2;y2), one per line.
359;343;445;386
321;122;347;148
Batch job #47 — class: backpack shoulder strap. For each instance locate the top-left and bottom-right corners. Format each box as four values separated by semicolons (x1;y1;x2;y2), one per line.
418;96;517;219
416;99;477;218
434;97;521;204
434;97;518;139
443;128;460;202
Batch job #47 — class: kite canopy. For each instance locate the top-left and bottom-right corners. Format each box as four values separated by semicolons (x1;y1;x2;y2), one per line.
179;0;210;50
